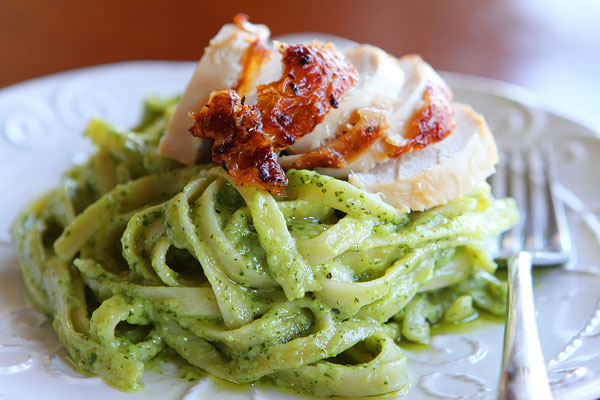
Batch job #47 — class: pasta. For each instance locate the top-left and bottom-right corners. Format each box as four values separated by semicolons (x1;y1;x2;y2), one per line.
11;97;517;397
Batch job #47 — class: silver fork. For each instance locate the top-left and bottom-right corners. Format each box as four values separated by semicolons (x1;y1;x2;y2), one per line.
489;147;572;400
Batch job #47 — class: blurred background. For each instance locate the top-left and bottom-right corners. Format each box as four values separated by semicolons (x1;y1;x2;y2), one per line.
1;0;599;128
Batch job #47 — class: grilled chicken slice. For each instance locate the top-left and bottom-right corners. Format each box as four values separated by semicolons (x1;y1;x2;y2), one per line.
158;17;276;165
188;42;358;195
286;45;405;155
349;103;498;212
280;50;455;178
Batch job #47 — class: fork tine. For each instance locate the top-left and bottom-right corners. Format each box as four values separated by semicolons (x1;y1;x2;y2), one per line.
501;150;526;254
524;149;546;252
544;146;572;259
490;146;571;265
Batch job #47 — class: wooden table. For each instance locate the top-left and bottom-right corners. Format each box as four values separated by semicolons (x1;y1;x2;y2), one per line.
1;0;599;129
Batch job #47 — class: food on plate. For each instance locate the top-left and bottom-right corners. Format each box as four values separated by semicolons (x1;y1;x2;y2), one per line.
12;15;516;398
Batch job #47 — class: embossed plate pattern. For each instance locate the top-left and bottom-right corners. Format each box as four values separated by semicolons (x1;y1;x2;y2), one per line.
1;61;599;400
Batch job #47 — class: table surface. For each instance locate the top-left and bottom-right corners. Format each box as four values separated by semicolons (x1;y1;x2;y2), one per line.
1;0;599;130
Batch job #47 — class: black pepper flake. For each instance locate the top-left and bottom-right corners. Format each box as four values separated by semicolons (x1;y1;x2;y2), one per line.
329;95;339;107
326;272;332;279
241;95;246;105
289;82;299;94
299;54;311;65
221;160;228;171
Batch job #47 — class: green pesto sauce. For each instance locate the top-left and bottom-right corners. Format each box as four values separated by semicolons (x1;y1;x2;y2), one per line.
399;310;505;353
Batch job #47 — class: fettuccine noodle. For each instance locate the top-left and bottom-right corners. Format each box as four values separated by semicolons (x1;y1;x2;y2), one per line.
11;97;517;397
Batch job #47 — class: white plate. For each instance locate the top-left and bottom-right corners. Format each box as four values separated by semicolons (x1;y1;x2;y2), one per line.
1;61;600;400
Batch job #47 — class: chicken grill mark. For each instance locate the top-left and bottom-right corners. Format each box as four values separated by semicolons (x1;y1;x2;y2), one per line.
283;108;388;170
233;39;273;98
386;84;455;158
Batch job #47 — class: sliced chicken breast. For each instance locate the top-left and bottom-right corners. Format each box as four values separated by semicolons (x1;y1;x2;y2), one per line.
287;44;406;154
280;51;454;178
349;103;498;212
158;19;498;212
158;20;274;165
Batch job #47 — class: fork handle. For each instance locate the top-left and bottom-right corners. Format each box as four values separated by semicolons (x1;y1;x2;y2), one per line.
498;252;553;400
